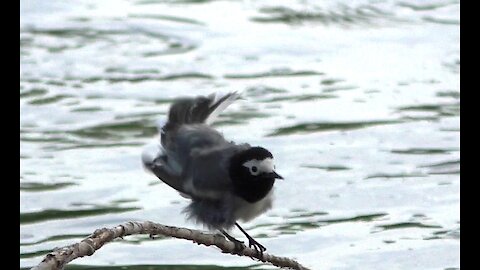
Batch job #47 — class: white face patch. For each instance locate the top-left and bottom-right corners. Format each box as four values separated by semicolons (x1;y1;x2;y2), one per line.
242;158;275;176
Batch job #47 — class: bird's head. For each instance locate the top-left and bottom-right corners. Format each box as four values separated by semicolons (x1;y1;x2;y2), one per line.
229;146;283;184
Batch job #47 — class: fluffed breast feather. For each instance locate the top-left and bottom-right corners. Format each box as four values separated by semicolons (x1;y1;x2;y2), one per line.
234;190;274;222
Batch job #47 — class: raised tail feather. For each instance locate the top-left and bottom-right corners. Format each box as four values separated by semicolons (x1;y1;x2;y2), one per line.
162;92;239;133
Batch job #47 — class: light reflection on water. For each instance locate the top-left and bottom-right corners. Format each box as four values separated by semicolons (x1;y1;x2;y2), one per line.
20;0;459;269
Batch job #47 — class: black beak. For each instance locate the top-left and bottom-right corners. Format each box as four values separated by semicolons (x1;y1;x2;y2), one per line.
270;171;284;180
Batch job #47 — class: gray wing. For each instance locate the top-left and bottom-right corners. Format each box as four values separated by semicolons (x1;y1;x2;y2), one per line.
183;143;250;199
142;92;241;197
167;124;229;171
142;142;188;196
143;128;248;199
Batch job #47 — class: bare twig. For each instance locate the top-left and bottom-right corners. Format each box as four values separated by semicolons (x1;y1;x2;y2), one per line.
32;221;311;270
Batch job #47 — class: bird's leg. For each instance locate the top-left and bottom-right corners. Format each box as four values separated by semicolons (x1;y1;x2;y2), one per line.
219;229;245;254
235;222;266;256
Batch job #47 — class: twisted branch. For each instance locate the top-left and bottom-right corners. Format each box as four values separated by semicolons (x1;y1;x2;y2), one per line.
31;221;311;270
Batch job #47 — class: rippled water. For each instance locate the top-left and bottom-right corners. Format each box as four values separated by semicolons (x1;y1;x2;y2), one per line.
20;0;460;269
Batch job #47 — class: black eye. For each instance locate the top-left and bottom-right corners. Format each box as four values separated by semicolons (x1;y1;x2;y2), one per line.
251;166;258;173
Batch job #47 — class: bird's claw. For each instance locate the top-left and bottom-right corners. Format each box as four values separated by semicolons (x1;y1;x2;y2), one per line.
220;231;246;255
247;237;266;257
224;238;245;255
232;239;246;254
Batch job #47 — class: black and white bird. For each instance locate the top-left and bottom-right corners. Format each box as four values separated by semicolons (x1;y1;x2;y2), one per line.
142;92;283;254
